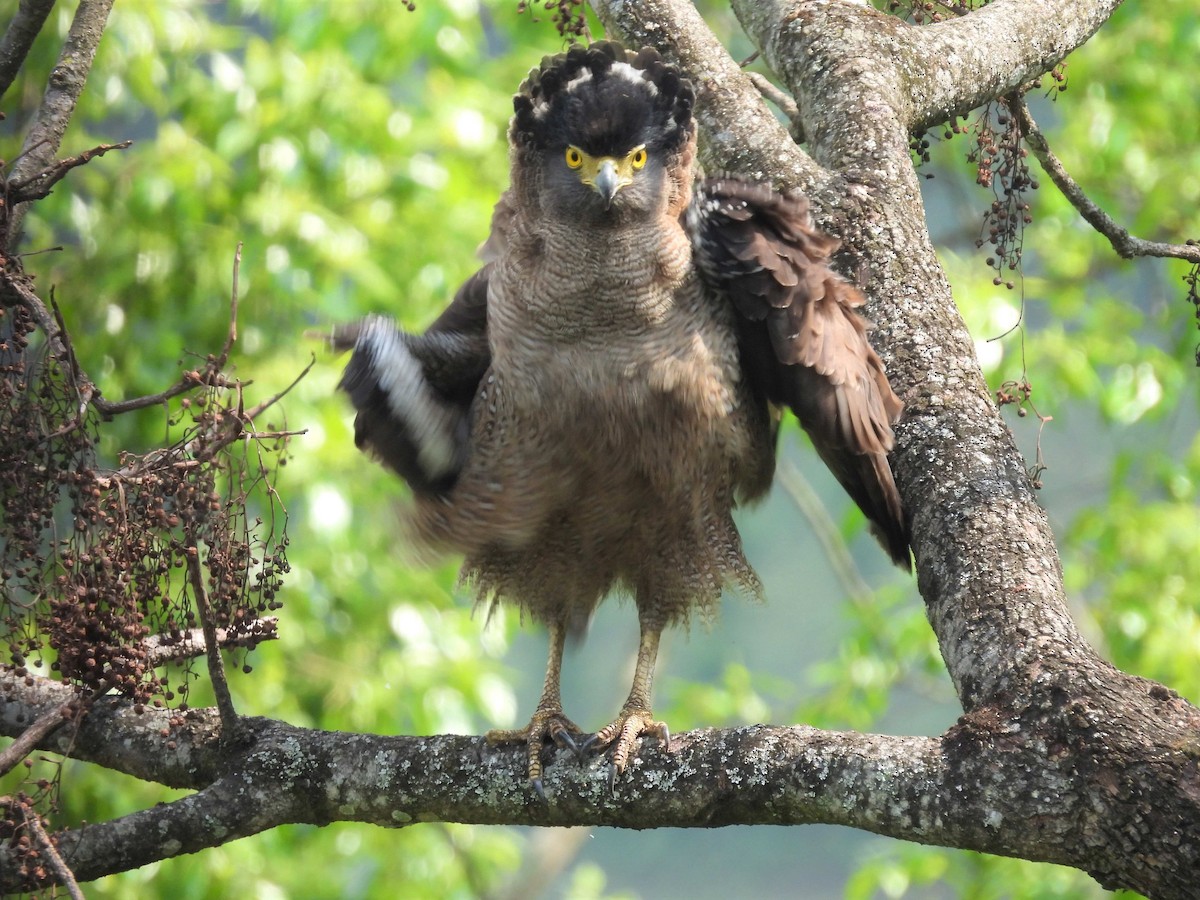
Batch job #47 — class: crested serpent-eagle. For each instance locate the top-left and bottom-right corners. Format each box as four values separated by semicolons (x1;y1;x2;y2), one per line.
332;42;908;789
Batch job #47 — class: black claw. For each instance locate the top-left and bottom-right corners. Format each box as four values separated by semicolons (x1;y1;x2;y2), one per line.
531;777;546;801
606;762;618;796
580;733;602;755
554;728;580;756
660;724;671;752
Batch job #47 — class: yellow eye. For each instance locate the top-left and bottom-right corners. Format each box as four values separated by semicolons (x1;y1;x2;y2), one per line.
630;147;647;170
565;146;583;169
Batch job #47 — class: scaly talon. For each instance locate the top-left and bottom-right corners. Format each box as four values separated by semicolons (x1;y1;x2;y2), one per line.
587;707;670;779
487;707;583;784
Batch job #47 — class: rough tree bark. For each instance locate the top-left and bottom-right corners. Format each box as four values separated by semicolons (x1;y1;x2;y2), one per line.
2;1;1198;897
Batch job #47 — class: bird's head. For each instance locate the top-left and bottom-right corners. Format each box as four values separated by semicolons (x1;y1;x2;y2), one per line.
510;42;696;224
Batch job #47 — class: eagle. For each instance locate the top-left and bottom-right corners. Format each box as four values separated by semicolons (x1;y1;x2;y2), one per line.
332;42;907;790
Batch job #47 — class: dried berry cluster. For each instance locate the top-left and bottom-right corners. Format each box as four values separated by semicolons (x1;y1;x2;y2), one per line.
960;99;1038;290
1186;254;1200;366
0;793;57;896
516;0;588;39
995;377;1049;487
1;297;290;716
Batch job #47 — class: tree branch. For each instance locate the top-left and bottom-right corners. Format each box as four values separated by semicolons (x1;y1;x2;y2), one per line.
730;0;1124;162
0;701;72;779
21;804;85;900
6;139;133;205
902;0;1125;132
1;670;1197;897
0;0;58;101
1011;95;1200;263
140;618;279;668
5;0;115;242
184;544;239;735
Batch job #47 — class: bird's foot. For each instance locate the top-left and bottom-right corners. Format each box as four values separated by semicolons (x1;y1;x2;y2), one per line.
583;707;670;787
486;708;584;791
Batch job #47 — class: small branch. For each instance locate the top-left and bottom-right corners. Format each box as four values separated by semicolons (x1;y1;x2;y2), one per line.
0;0;58;101
23;805;86;900
7;140;133;204
0;702;72;778
0;267;74;363
91;244;250;417
777;458;875;606
91;368;222;417
5;0;116;241
140;617;279;668
1012;96;1200;264
242;355;315;422
222;243;242;362
746;71;804;143
184;545;239;736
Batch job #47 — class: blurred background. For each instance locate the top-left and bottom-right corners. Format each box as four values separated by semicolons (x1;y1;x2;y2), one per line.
2;1;1197;896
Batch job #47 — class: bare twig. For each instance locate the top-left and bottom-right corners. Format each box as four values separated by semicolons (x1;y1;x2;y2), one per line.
6;0;117;242
91;369;224;417
7;139;134;204
92;244;252;417
0;0;58;100
242;356;315;422
776;457;876;607
746;71;804;143
222;243;242;360
1012;95;1200;264
23;803;86;900
184;545;239;736
0;702;72;779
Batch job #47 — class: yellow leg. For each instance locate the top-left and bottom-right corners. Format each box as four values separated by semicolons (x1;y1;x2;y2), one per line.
486;620;582;788
587;621;670;780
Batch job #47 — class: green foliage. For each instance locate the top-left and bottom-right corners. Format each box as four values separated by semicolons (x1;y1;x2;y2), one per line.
2;0;1196;897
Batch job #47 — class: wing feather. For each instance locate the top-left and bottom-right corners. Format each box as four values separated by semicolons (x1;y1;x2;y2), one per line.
689;175;909;567
330;242;493;496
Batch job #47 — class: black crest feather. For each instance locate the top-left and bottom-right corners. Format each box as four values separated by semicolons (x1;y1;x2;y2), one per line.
512;41;694;157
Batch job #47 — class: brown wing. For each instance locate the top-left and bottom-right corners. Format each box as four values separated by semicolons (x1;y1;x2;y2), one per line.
688;175;909;567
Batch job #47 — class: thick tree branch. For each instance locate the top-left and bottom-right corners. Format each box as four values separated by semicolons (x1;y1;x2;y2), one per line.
0;0;57;100
901;0;1125;132
1011;95;1200;264
732;0;1123;142
2;671;1197;897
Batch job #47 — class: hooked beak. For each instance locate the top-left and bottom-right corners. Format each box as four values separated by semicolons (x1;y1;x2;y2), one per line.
594;159;620;208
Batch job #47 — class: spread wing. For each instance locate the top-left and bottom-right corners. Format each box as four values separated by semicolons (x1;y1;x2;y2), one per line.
688;175;909;567
329;192;522;492
331;261;491;496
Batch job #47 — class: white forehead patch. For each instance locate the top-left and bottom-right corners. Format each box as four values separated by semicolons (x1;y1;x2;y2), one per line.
532;61;658;118
605;62;658;94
